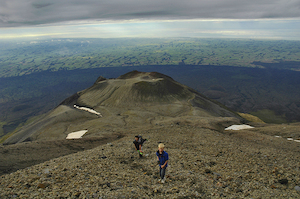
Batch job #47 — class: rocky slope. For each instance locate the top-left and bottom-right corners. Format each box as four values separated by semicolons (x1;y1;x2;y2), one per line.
1;122;300;198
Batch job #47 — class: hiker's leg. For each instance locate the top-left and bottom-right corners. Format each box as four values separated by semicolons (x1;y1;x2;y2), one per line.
139;146;143;157
160;167;166;179
159;167;162;179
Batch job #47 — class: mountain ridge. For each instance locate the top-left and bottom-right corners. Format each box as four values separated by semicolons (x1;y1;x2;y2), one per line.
3;71;243;145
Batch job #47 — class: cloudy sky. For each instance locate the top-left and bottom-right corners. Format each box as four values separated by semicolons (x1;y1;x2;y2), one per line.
1;0;300;40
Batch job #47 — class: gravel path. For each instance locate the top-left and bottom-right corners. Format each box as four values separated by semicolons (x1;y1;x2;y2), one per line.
1;125;300;198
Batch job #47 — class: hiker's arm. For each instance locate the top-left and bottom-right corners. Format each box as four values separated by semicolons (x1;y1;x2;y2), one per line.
161;160;168;168
139;144;142;150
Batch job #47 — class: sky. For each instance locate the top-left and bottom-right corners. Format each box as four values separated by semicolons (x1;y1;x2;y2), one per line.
0;0;300;40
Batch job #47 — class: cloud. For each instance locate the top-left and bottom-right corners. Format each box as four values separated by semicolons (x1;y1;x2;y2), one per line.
0;0;300;27
32;3;53;9
1;19;299;40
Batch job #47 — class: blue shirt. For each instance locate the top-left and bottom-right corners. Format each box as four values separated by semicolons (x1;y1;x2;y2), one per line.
156;151;169;168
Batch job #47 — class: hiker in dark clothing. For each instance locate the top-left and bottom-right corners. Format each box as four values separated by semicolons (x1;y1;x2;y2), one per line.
156;143;169;183
133;135;145;158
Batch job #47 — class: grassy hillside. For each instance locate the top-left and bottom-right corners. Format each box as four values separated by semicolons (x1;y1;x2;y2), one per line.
1;38;300;78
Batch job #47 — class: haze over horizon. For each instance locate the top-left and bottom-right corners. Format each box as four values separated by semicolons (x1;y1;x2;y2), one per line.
1;0;300;40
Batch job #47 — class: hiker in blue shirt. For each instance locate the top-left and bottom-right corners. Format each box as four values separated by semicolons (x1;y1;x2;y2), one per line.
156;143;169;183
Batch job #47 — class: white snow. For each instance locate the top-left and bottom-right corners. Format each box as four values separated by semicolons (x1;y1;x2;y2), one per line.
275;136;300;143
224;125;300;144
225;124;254;131
74;105;102;117
66;130;88;139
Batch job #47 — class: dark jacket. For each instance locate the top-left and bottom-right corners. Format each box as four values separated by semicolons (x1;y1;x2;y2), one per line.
156;151;169;168
133;140;142;150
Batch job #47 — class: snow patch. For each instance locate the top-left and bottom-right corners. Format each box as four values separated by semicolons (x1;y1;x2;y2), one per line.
74;105;102;117
224;126;300;144
66;130;88;139
225;124;254;131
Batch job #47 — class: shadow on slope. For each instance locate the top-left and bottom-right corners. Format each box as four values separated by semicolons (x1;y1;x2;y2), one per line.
0;133;122;176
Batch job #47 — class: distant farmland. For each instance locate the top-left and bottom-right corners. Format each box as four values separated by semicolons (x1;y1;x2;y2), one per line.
0;38;300;78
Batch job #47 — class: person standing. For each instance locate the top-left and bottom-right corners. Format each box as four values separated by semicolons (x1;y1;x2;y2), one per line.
156;143;169;183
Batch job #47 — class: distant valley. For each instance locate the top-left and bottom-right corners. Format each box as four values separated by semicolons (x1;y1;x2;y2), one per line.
1;38;300;78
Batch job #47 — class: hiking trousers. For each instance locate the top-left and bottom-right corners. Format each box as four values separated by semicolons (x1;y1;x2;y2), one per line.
160;167;166;179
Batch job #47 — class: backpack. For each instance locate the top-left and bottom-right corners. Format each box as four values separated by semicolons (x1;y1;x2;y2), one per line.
138;136;147;145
